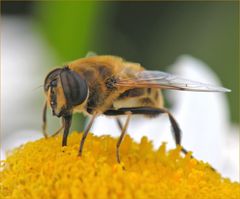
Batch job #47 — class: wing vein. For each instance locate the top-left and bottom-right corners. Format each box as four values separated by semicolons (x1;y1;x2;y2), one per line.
116;70;231;92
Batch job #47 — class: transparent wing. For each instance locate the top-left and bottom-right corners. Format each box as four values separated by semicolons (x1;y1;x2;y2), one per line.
116;70;231;92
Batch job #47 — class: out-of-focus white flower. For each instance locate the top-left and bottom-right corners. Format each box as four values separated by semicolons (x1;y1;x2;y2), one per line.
1;17;56;160
1;130;42;160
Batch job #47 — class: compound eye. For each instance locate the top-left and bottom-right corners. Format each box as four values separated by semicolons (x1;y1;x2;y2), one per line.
60;68;88;107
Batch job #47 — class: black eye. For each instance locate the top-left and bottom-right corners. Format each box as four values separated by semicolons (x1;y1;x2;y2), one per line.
60;68;88;108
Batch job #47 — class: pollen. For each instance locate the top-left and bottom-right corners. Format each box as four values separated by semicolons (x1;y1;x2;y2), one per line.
0;132;239;199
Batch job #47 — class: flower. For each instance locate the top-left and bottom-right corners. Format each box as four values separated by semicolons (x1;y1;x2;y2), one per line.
1;132;239;199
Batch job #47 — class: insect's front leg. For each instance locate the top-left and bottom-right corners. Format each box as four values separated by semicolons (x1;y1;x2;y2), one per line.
51;120;64;137
42;101;48;138
62;114;72;146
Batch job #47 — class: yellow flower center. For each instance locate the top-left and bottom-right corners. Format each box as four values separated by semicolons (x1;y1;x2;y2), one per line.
1;132;239;199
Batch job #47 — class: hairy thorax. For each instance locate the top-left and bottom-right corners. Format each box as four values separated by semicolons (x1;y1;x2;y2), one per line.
68;56;163;115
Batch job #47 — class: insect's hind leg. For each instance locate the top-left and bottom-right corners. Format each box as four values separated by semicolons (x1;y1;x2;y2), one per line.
165;109;191;157
104;107;192;157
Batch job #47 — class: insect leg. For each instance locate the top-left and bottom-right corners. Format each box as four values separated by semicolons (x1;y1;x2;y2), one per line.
51;119;64;137
104;107;191;157
116;113;131;164
163;110;192;157
42;101;48;138
116;117;123;131
62;114;72;146
42;101;66;138
78;113;97;156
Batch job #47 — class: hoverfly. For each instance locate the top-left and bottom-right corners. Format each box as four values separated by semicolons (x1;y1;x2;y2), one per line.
43;54;230;163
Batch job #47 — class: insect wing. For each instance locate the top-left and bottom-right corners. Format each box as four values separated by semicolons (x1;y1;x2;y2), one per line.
117;70;231;92
85;51;98;58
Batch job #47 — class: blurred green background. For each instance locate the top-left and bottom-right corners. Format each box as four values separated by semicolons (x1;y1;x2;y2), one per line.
3;1;239;129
